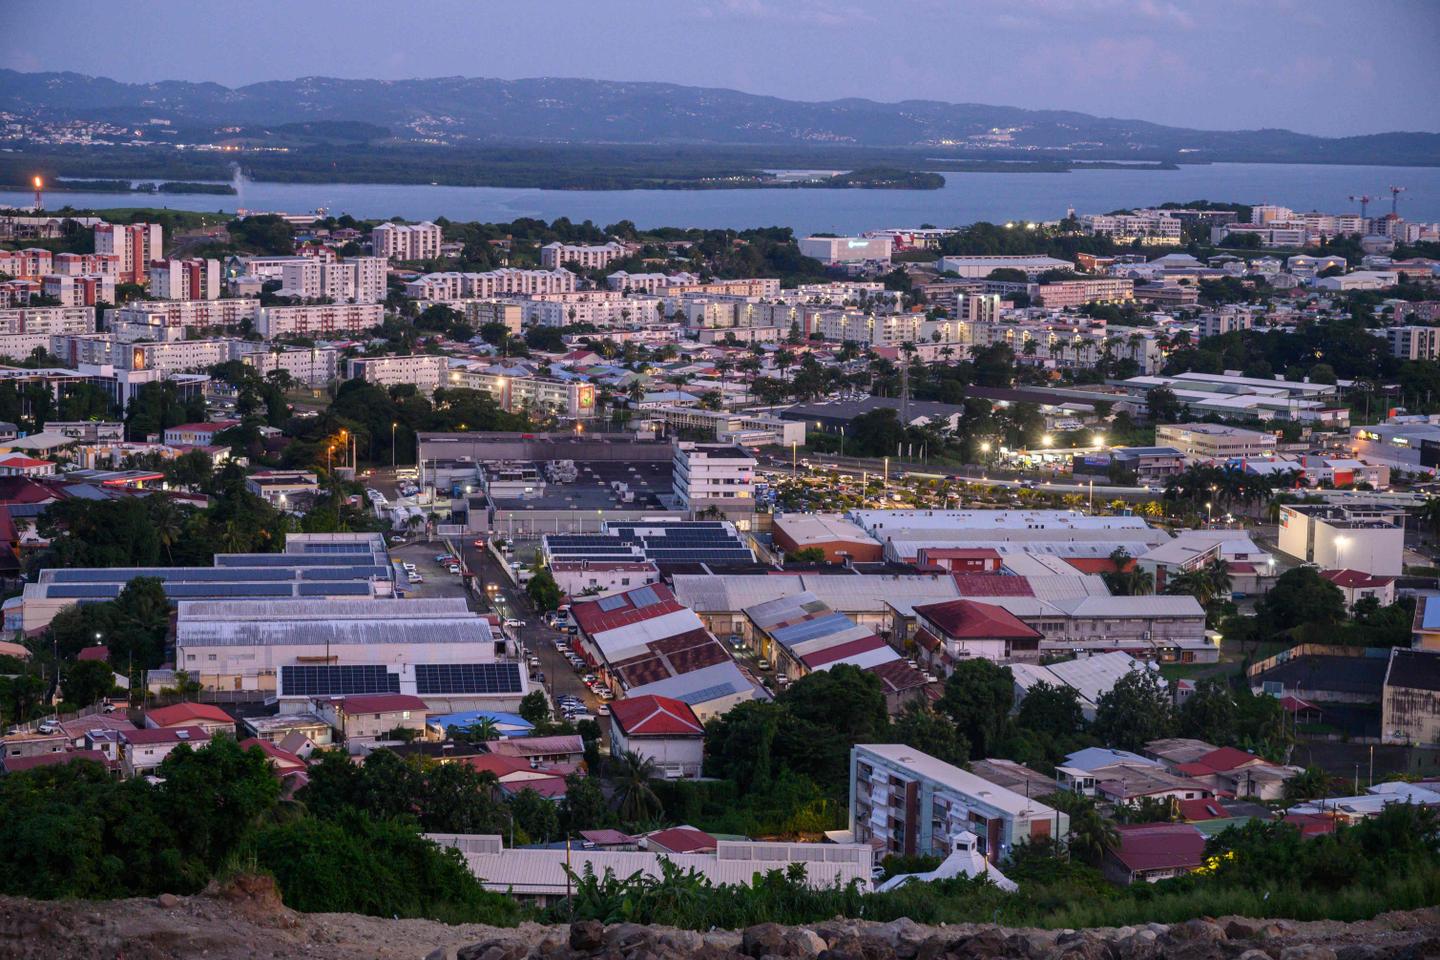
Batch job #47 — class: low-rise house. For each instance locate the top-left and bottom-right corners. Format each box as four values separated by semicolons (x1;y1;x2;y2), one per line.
1056;748;1214;805
1321;569;1396;610
244;470;320;509
461;753;574;800
1;749;113;775
608;694;705;779
144;702;235;738
120;726;210;777
640;826;717;855
1103;823;1208;885
912;598;1043;670
322;693;428;743
484;734;586;766
1146;740;1298;801
242;711;334;747
239;737;307;775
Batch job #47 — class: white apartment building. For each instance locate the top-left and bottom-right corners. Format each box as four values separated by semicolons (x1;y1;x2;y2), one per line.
1213;223;1310;248
935;255;1072;278
665;278;781;298
94;222;163;283
371;221;442;262
606;271;700;293
41;274;114;308
404;269;577;300
0;306;94;337
525;295;661;328
799;235;893;265
256;303;384;339
447;368;597;419
233;252;335;282
346;354;448;395
1382;326;1440;361
811;311;968;348
1194;310;1255;339
0;248;53;280
239;344;340;387
148;258;221;300
280;256;386;303
540;241;628;271
1155;422;1277;460
1081;213;1182;245
106;299;261;340
672;442;756;514
959;293;1003;324
1250;205;1295;225
417;299;524;335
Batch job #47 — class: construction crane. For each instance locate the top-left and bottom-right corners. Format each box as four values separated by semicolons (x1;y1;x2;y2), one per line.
1349;194;1376;219
1389;185;1407;216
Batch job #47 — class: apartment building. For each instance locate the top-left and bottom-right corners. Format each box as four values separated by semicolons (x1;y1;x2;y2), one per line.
539;241;628;270
959;293;1003;324
1081;213;1182;245
1032;278;1135;308
52;252;119;277
256;303;384;339
417;299;526;335
347;354;448;395
148;258;221;300
1213;223;1310;248
1382;325;1440;361
664;278;781;298
525;295;662;328
106;299;262;340
239;343;340;387
0;306;94;337
1194;310;1255;339
810;311;968;348
232;252;336;282
850;744;1067;862
280;256;386;303
798;235;893;265
447;369;597;419
672;442;756;514
371;221;442;261
41;274;114;307
606;271;700;293
403;268;577;300
1155;422;1277;461
0;248;53;280
94;222;163;283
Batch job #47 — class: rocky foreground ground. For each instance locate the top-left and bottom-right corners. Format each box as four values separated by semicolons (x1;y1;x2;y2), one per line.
0;878;1437;960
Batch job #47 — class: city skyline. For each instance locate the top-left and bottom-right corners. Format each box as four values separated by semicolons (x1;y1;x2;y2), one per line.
2;0;1437;139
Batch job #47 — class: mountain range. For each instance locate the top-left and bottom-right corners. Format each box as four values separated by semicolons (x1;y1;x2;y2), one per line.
2;70;1438;165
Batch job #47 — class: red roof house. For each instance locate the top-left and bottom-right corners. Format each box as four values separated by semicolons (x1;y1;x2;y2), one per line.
609;694;705;779
912;598;1042;673
1103;823;1207;885
144;702;234;736
76;645;110;662
239;737;307;774
643;826;717;855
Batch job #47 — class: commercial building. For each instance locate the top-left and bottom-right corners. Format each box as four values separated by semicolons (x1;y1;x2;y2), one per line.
371;221;442;261
176;596;525;708
646;406;805;447
434;833;873;905
799;236;893;265
568;582;763;721
94;222;162;283
1155;422;1277;461
672;442;755;515
347;354;448;395
148;258;221;300
849;509;1168;565
539;241;628;270
935;255;1072;278
771;513;883;564
1277;503;1405;576
850;743;1067;862
256;303;384;339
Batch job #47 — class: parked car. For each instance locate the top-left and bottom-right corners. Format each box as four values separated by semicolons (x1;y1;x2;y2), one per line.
757;659;771;670
504;618;526;629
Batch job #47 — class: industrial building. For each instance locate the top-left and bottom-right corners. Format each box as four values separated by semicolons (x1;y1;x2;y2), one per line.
1276;503;1406;576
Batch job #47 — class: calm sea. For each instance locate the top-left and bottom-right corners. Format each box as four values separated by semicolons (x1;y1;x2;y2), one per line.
4;163;1438;235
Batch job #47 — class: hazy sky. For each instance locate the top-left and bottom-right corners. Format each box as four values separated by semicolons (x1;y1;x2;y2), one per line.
3;0;1437;137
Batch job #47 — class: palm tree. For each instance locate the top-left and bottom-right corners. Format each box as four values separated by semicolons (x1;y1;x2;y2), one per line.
150;498;184;564
463;717;502;743
1165;567;1214;606
1203;557;1233;603
1066;806;1120;867
1102;547;1155;596
612;750;662;822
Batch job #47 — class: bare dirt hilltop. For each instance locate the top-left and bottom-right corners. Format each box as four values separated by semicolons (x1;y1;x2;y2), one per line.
2;877;1440;960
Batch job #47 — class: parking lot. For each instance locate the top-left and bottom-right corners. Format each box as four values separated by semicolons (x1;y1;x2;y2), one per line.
389;541;469;599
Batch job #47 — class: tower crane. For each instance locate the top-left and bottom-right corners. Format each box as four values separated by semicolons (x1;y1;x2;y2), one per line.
1389;186;1407;216
1348;194;1376;219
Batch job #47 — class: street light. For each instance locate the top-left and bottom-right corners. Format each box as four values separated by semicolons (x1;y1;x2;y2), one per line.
391;421;397;470
1041;434;1054;448
1206;500;1214;525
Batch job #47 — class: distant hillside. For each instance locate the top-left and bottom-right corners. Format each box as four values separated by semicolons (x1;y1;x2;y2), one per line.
2;70;1437;165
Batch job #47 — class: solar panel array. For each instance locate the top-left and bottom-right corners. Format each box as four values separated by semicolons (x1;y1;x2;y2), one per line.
281;664;399;697
296;542;376;555
596;594;629;612
414;663;523;695
548;522;753;565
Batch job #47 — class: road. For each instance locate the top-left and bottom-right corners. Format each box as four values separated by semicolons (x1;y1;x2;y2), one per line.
459;536;606;730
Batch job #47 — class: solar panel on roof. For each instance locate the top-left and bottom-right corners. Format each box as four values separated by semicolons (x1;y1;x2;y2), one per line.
280;664;399;697
298;582;372;596
629;585;661;608
596;594;628;612
414;663;522;695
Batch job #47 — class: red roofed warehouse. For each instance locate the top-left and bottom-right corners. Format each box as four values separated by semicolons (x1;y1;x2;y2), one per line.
608;694;705;779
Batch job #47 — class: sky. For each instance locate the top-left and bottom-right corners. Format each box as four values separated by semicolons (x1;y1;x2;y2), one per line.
2;0;1437;137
